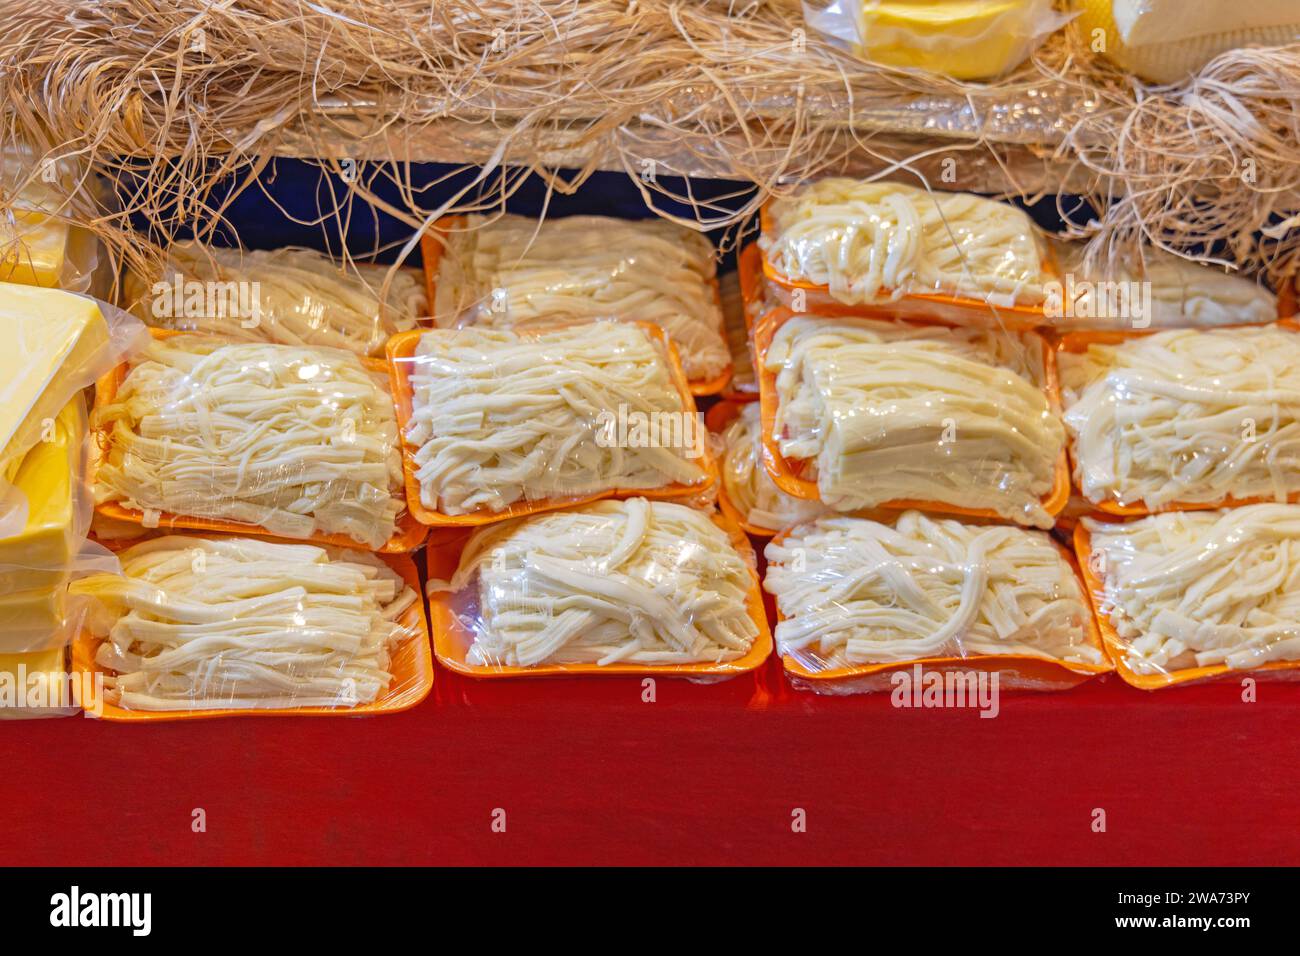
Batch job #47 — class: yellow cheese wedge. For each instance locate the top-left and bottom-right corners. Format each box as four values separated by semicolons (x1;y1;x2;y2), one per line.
0;282;108;472
0;209;70;288
852;0;1055;81
0;398;86;593
1075;0;1300;84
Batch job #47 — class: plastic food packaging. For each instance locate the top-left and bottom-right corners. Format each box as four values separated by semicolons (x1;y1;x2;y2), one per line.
69;534;432;719
1058;325;1300;514
1077;506;1300;688
0;149;101;292
765;511;1111;694
759;178;1051;324
426;497;772;679
1044;240;1278;330
92;330;424;552
423;213;731;392
0;648;77;720
709;401;828;537
1073;0;1300;85
388;321;716;526
805;1;1070;81
756;309;1068;528
719;270;759;401
123;241;427;358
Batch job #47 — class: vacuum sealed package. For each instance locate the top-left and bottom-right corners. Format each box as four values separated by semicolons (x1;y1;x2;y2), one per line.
388;321;715;525
1078;506;1300;688
1059;326;1300;513
69;535;433;718
757;310;1068;528
766;511;1110;694
92;331;424;552
710;402;827;536
0;148;101;292
425;213;731;392
1073;0;1300;85
426;497;771;679
804;1;1070;81
124;241;427;358
759;178;1050;323
1044;240;1278;330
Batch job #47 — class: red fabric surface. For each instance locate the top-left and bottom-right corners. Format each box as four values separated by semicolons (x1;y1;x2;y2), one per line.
3;660;1297;866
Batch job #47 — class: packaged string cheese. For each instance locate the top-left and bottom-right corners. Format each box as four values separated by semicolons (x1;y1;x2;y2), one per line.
1044;240;1278;330
424;213;731;393
69;535;432;719
123;241;427;358
804;1;1070;81
708;402;828;537
92;331;425;552
387;321;716;526
756;309;1069;528
759;179;1052;325
765;512;1110;695
425;497;771;680
1058;325;1300;514
1078;506;1300;689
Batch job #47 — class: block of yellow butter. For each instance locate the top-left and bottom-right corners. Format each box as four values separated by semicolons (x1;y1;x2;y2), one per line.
1074;0;1300;84
0;282;108;473
0;398;86;593
850;0;1058;81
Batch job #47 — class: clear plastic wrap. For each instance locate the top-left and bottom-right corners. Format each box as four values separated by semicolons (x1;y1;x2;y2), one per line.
718;269;759;400
1044;240;1278;330
1074;0;1300;85
425;497;772;679
69;534;432;718
804;1;1070;81
1058;325;1300;513
756;309;1068;528
123;241;427;358
0;148;101;292
709;401;828;536
387;321;716;525
424;213;731;392
0;647;80;720
92;331;424;552
759;178;1051;324
1077;506;1300;688
765;511;1111;694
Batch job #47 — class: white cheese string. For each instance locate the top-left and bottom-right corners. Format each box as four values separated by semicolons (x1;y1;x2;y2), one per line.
765;512;1100;668
432;498;759;667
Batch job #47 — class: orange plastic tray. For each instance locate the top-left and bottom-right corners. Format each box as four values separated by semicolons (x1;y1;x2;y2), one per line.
387;321;718;527
420;217;732;395
736;240;769;332
425;507;773;679
770;523;1112;688
754;307;1071;523
706;400;783;538
90;329;428;554
758;201;1054;331
1073;521;1300;690
1058;322;1300;518
71;545;434;720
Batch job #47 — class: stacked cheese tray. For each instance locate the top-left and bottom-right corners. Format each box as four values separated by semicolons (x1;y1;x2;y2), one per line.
2;170;1297;717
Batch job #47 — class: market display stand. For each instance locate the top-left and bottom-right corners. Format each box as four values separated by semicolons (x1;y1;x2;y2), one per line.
6;661;1297;866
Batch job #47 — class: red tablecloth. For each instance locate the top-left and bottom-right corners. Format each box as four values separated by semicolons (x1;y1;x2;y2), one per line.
4;660;1297;866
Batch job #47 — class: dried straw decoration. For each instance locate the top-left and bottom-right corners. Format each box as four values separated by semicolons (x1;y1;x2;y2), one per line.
0;0;1296;290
